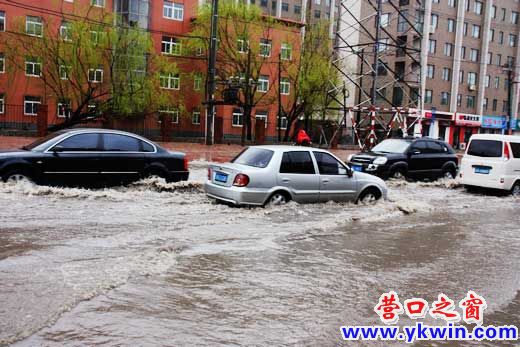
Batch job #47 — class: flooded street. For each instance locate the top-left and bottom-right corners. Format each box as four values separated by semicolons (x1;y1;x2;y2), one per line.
0;162;519;346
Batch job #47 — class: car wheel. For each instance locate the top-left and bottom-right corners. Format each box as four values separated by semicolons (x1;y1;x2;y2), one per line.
512;182;520;197
390;168;406;180
2;170;34;184
143;168;168;180
357;188;382;205
267;191;290;206
442;167;456;179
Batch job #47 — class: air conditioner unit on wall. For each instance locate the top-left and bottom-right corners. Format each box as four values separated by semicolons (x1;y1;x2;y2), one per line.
468;84;476;91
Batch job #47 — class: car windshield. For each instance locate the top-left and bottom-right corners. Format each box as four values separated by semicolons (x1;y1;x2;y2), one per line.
22;132;66;151
467;139;502;157
232;147;274;168
372;139;412;154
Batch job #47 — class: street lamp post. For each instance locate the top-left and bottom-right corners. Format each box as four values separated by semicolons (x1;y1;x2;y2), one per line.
205;0;219;145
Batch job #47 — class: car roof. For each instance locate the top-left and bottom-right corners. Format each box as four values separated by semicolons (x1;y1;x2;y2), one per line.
470;133;520;141
252;145;332;153
56;128;156;142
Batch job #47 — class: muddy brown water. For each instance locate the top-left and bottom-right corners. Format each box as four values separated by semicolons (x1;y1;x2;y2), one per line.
0;165;519;346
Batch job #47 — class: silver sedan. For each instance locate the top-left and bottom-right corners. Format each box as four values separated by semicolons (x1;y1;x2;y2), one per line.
204;146;388;206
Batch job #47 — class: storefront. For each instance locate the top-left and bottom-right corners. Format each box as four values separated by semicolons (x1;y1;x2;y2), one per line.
452;113;482;150
422;110;455;142
512;119;520;133
480;115;507;134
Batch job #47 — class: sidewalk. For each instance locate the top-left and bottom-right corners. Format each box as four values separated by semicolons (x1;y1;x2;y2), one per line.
0;136;358;162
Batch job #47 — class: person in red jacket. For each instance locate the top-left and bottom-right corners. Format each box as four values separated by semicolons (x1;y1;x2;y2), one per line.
296;128;311;146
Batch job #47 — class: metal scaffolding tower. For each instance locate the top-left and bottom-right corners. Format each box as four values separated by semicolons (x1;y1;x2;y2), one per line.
328;0;429;150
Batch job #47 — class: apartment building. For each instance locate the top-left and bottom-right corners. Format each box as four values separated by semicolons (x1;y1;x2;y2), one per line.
0;0;301;142
346;0;520;148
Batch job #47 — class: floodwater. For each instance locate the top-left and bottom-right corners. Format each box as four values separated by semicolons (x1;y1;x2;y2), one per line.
0;162;519;346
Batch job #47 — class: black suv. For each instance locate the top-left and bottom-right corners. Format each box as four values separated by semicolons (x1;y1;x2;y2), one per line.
347;137;458;180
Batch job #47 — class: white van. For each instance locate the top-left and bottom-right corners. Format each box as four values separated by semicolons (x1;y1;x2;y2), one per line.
460;134;520;196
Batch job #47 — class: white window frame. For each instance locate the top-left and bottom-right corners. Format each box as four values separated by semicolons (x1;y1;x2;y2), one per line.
280;77;290;95
162;36;182;55
257;76;269;93
0;11;5;32
281;43;292;60
25;58;41;77
59;65;70;80
159;107;179;124
278;116;288;130
255;112;268;128
232;110;243;127
0;53;4;73
88;68;103;83
193;74;202;90
192;110;201;125
24;96;41;116
57;100;71;118
60;22;72;41
237;39;249;53
160;73;180;90
0;94;4;114
92;0;105;8
163;2;184;21
26;16;43;37
259;39;272;57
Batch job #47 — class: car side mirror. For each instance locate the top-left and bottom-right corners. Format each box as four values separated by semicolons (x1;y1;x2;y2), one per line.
409;149;420;156
51;145;65;153
347;167;353;177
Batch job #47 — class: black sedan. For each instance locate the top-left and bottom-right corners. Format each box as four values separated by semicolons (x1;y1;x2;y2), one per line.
0;129;189;186
347;137;458;180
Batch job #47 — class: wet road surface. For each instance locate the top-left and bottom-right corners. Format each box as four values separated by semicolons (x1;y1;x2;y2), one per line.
0;163;519;346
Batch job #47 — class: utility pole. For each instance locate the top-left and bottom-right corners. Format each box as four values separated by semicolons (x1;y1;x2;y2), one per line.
278;53;282;142
371;0;383;105
205;0;219;145
507;67;514;135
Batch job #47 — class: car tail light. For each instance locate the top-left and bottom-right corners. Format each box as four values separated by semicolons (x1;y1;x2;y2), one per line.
207;168;211;180
233;174;250;187
504;142;511;161
183;157;189;171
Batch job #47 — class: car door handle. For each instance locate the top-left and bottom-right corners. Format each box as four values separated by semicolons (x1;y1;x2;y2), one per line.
322;179;330;183
282;178;291;183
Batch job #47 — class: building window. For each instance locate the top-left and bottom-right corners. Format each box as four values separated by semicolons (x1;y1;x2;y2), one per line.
192;110;201;125
444;43;453;57
26;16;43;37
0;53;4;73
470;49;479;62
495;76;500;89
57;100;71;118
441;92;450;105
485;75;490;88
159;106;179;123
88;67;103;82
59;65;70;80
237;39;249;53
380;13;391;28
457;94;462;107
194;73;202;91
509;34;517;47
60;21;72;41
489;29;494;42
162;36;181;55
259;39;272;57
257;75;269;93
442;67;451;81
492;99;497;111
513;11;519;24
448;19;455;32
0;94;4;114
25;57;42;77
424;89;433;103
232;108;243;127
160;73;180;90
282;2;289;11
472;25;480;38
24;96;41;115
92;0;105;7
468;72;477;86
427;65;435;79
0;11;5;32
294;5;301;14
280;77;290;95
281;43;292;60
255;111;268;128
483;97;488;110
474;1;483;15
278;115;288;129
428;39;436;54
163;2;184;21
466;95;475;108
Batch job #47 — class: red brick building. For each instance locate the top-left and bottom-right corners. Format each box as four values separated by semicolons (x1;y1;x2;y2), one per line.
0;0;301;142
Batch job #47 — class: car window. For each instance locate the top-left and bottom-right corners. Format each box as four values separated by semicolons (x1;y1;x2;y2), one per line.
510;142;520;158
232;147;274;168
55;133;99;151
103;134;140;152
141;140;155;153
410;141;428;153
313;152;347;175
467;140;502;157
280;151;315;174
427;141;445;154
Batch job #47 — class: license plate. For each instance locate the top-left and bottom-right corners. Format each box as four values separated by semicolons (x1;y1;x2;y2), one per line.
352;165;363;172
215;172;228;183
474;167;490;174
